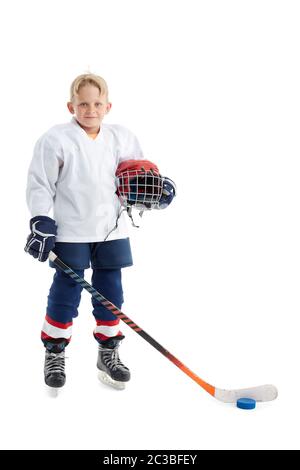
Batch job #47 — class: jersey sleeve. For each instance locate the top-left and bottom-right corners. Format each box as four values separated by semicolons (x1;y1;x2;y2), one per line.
117;126;144;163
26;133;63;218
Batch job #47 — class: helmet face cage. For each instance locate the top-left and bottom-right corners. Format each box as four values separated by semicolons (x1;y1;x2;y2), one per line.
117;169;164;210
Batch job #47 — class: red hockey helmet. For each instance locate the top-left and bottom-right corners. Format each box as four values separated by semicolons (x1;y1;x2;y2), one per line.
116;160;164;210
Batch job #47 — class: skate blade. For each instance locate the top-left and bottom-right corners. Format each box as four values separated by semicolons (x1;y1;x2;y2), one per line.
46;386;60;398
98;370;126;390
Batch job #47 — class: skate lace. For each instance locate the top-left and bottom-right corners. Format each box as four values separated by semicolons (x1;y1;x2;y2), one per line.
46;352;66;374
103;349;128;372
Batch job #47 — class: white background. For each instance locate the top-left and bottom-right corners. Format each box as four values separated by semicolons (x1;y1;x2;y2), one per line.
0;0;299;450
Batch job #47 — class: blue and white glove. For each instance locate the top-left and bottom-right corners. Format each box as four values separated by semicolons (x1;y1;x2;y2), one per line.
159;177;177;209
24;216;57;262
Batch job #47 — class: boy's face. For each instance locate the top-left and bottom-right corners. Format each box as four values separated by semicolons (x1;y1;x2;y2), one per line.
67;84;111;133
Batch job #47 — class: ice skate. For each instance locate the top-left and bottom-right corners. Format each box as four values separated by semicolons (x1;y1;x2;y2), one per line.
97;337;130;390
44;349;66;390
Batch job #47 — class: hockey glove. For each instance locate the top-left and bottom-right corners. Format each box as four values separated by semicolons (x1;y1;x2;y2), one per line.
24;215;57;262
159;177;176;209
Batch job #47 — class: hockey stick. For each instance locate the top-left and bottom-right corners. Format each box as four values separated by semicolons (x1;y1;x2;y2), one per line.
48;251;278;403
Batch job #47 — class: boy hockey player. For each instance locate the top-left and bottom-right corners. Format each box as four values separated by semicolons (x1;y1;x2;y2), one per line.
25;73;144;390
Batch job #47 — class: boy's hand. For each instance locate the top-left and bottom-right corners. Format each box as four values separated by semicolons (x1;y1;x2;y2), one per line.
24;216;57;262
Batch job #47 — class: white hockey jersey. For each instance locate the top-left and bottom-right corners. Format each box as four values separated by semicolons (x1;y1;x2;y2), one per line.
26;117;144;242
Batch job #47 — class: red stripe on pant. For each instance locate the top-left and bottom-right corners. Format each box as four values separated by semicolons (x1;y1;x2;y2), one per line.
45;314;73;329
94;318;123;342
41;313;73;342
41;332;71;343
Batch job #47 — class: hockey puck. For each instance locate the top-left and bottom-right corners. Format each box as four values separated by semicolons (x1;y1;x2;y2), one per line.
236;398;256;410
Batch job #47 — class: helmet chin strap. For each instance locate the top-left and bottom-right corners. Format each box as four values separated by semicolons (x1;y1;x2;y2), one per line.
127;205;143;228
104;205;144;241
127;205;147;229
103;206;126;241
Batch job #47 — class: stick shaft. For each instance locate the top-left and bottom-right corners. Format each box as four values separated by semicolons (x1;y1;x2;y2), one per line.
49;251;215;397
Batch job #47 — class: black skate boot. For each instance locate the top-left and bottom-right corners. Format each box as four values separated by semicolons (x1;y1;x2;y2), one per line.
97;336;130;390
44;342;66;388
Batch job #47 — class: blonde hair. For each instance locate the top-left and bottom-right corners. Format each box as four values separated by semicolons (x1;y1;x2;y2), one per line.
70;73;109;102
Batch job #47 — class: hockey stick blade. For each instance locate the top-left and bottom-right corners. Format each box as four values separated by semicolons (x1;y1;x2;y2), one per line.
48;251;278;403
214;384;278;403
